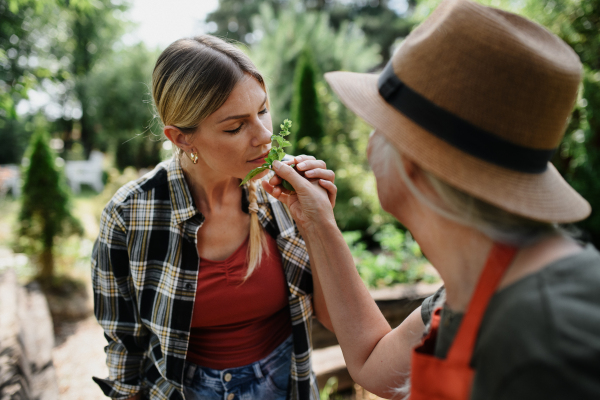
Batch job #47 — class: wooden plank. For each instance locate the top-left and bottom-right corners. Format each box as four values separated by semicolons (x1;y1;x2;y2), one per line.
312;282;442;349
311;282;443;394
313;345;354;392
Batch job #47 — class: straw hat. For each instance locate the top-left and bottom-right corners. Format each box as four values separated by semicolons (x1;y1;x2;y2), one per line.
325;0;590;223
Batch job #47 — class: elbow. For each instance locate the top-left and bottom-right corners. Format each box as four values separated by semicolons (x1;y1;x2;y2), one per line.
313;307;334;332
352;373;406;400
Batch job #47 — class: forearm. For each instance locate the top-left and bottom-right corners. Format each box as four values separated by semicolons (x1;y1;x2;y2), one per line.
301;219;391;378
304;236;333;331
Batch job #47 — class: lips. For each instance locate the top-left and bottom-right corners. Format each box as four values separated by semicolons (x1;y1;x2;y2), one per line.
249;149;270;163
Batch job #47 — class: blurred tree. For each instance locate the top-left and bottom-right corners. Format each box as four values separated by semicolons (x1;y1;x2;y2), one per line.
206;0;415;60
248;3;389;231
88;43;163;170
0;0;56;163
0;0;54;118
58;0;129;157
328;0;415;60
249;3;380;126
0;0;129;164
290;47;325;155
17;122;82;282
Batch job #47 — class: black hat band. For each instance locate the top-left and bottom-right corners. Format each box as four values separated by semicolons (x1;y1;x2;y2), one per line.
377;61;556;174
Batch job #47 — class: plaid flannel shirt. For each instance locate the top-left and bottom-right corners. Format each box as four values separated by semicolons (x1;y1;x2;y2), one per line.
92;156;319;400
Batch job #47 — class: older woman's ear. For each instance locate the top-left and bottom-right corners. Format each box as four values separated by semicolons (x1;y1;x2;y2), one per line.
401;154;421;181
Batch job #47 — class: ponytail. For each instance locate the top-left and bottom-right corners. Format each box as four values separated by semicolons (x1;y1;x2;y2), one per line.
244;181;269;280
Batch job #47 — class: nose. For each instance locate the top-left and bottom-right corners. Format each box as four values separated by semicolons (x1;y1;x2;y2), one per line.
251;118;273;147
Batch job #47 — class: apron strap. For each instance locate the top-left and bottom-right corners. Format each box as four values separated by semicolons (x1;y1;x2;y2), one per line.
446;243;518;364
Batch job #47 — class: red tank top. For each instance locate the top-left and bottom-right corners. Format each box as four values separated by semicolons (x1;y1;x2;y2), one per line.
186;233;292;369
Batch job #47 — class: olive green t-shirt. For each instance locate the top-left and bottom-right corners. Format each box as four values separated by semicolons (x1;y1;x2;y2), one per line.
420;244;600;399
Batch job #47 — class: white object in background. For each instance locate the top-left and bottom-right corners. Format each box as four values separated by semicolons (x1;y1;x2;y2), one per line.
0;165;21;197
64;150;104;194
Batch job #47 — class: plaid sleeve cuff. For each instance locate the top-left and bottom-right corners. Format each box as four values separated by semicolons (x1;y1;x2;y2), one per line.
421;285;446;326
92;376;142;399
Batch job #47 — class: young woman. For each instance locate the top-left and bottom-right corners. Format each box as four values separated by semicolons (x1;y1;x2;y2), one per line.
266;0;600;399
92;35;335;400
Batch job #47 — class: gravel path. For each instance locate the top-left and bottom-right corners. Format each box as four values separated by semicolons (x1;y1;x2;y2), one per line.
53;317;108;400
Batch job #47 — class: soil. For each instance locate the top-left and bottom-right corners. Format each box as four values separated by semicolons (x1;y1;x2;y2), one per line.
53;316;109;399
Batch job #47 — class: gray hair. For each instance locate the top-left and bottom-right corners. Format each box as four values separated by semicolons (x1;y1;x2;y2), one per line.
369;131;571;399
368;132;561;246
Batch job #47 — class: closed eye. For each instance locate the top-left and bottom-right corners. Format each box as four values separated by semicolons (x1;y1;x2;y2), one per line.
224;123;244;134
259;108;268;115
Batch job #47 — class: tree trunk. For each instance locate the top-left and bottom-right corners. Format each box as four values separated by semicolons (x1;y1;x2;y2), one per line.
39;232;54;284
76;81;95;159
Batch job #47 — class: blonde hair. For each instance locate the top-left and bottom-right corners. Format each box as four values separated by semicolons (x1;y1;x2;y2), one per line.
152;35;269;279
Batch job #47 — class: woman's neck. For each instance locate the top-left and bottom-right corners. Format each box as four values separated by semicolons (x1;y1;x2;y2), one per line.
404;206;583;313
180;155;241;215
409;212;494;312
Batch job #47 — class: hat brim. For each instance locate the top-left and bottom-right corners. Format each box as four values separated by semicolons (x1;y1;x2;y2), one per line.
325;71;591;223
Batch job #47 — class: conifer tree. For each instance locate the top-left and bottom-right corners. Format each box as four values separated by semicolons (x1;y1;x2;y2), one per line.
17;125;83;282
290;47;325;156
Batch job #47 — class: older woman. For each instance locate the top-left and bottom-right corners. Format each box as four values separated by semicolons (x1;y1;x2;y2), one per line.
92;35;335;400
265;0;600;399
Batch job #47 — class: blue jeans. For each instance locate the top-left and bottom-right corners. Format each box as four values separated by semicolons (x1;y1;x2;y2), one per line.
182;335;292;400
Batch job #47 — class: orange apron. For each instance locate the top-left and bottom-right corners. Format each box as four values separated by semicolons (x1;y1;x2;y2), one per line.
411;243;518;400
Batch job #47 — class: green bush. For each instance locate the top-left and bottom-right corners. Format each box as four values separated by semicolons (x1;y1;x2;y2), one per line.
16;123;82;282
290;47;325;156
343;224;438;288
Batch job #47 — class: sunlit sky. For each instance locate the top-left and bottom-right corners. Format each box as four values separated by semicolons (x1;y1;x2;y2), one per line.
17;0;219;116
125;0;219;49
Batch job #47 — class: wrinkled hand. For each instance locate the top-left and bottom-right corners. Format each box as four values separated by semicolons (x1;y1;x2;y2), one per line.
262;158;337;231
265;155;337;208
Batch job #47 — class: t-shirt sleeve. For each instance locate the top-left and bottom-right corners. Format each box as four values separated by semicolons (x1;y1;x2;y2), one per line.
421;286;445;326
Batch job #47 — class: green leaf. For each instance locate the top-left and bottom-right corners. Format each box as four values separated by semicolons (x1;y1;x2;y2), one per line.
277;148;286;160
240;118;294;186
239;166;270;186
265;152;276;164
282;180;295;191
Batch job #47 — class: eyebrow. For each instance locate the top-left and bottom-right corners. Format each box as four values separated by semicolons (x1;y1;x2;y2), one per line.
217;94;268;124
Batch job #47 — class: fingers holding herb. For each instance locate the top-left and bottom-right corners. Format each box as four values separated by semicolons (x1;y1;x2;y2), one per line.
304;168;335;181
319;179;338;208
295;159;328;173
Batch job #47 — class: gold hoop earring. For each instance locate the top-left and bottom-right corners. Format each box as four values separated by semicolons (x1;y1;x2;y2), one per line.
189;152;199;164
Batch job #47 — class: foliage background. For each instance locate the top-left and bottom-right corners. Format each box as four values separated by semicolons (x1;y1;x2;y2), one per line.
3;0;600;285
2;1;599;397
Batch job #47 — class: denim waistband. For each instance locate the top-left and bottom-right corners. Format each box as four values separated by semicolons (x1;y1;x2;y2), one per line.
183;334;293;390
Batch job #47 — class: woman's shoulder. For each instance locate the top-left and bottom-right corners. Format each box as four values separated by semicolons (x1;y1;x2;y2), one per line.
488;243;600;324
474;244;600;388
473;245;600;398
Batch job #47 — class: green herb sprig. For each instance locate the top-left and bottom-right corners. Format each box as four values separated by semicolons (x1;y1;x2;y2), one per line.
240;119;295;191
